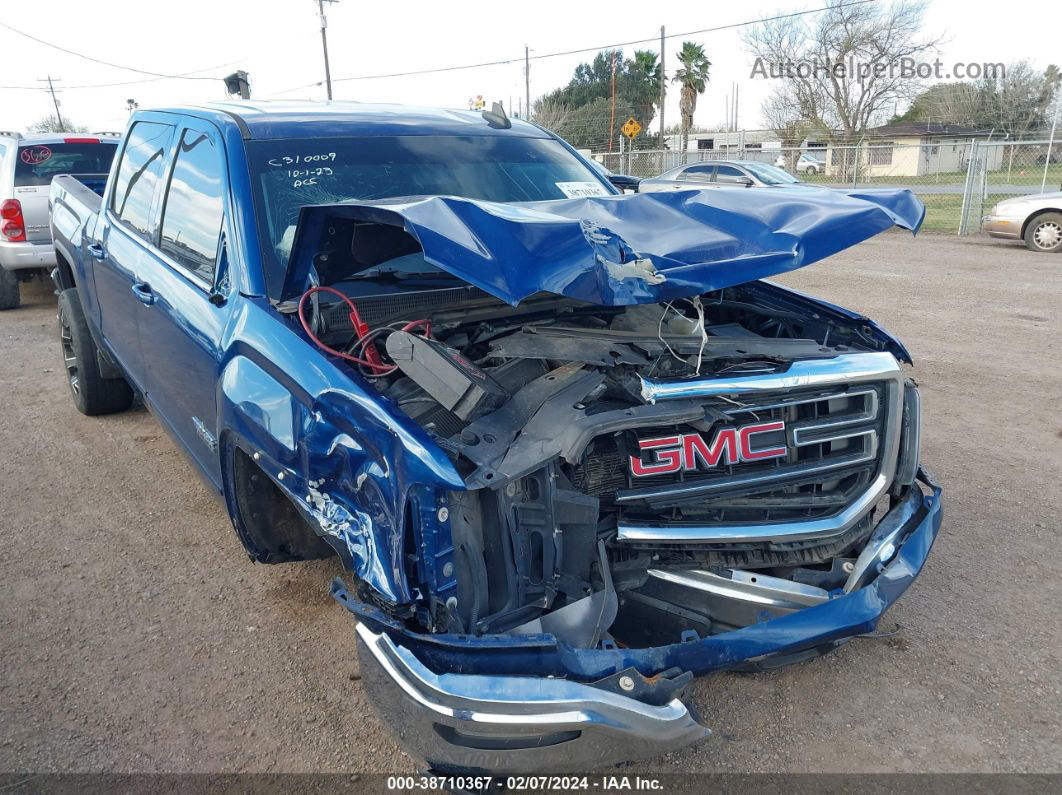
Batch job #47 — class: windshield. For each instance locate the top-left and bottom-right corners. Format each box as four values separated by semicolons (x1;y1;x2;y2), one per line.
742;163;802;185
14;142;116;187
246;135;612;297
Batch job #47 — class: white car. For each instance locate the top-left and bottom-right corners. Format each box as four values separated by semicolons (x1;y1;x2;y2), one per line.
981;192;1062;253
774;154;825;174
0;132;119;309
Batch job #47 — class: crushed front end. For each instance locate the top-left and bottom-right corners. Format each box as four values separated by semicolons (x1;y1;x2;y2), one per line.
277;190;941;772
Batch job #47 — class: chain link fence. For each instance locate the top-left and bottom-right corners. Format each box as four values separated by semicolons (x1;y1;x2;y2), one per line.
590;137;1060;235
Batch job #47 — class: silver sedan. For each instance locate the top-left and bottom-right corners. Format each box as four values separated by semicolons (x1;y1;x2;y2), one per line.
982;192;1062;252
639;160;807;192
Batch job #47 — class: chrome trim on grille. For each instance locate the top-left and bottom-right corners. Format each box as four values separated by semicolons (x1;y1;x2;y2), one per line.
638;352;902;403
618;352;905;544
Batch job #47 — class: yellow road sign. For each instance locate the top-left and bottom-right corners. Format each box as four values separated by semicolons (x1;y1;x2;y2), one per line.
621;116;641;139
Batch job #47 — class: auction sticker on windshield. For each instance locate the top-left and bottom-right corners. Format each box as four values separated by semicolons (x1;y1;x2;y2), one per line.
556;181;609;198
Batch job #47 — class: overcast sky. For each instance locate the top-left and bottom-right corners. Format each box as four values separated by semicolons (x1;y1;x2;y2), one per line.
1;0;1057;136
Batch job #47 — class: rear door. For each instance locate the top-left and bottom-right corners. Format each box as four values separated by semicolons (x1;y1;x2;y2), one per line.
95;119;176;385
14;138;117;242
135;118;231;488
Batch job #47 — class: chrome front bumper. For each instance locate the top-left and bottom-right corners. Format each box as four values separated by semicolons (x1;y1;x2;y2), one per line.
981;214;1022;239
355;622;708;773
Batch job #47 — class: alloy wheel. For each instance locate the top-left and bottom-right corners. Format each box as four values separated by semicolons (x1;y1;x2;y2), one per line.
59;306;80;396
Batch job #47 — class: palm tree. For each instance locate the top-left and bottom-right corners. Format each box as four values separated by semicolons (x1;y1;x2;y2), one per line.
629;50;664;129
672;42;711;153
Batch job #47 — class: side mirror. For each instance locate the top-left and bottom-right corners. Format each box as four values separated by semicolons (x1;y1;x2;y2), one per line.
718;174;755;187
607;174;641;192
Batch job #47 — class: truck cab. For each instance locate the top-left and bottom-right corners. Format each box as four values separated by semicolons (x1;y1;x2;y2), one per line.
49;101;942;774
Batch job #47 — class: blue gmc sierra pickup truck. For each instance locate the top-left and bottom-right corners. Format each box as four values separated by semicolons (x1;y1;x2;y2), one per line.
49;100;942;773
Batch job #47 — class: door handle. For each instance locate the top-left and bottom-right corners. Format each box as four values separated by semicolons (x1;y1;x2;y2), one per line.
87;243;106;260
131;281;157;306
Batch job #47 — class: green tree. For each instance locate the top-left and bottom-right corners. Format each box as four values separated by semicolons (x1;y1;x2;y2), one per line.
672;42;712;153
534;48;664;151
627;50;664;131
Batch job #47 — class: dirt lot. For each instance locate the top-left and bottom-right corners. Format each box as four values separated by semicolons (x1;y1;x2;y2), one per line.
1;232;1059;775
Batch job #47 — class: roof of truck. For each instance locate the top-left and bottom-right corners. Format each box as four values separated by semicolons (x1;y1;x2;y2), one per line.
154;100;550;140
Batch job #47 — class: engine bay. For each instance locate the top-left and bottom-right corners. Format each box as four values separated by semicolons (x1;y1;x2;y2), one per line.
280;228;916;651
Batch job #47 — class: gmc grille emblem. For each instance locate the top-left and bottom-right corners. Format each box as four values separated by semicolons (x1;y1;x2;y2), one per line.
629;421;787;477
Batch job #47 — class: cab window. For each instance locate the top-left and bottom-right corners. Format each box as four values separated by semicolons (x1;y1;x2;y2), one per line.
111;122;175;239
159;129;225;284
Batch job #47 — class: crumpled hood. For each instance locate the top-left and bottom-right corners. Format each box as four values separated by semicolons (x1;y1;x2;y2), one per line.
282;186;924;305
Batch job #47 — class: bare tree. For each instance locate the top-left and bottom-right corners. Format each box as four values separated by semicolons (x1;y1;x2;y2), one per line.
760;88;828;170
29;115;88;134
531;98;571;136
744;0;944;145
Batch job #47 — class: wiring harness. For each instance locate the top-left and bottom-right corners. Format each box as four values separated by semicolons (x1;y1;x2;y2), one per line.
297;285;431;376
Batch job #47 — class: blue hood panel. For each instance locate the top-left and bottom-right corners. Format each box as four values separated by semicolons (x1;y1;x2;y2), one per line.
284;187;924;305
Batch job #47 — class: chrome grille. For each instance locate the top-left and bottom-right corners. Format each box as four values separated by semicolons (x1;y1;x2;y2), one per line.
595;352;905;544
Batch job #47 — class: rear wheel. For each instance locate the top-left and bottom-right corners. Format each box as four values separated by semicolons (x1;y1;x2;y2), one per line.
57;288;134;415
1024;212;1062;252
0;268;19;310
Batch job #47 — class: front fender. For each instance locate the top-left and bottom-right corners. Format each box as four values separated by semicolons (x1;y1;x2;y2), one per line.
216;300;465;603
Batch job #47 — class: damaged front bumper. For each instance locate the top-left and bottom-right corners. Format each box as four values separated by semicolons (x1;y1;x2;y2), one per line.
336;469;943;773
355;623;707;774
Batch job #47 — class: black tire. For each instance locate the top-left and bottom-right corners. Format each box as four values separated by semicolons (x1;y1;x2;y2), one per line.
57;288;134;415
1023;212;1062;253
0;267;19;310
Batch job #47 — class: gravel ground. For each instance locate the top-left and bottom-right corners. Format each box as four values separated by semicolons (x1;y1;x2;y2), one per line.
1;232;1059;775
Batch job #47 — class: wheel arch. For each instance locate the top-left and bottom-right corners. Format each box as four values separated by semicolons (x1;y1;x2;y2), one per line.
1020;207;1062;239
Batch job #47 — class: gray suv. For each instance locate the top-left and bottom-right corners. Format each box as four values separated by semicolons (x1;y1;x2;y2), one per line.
0;133;119;309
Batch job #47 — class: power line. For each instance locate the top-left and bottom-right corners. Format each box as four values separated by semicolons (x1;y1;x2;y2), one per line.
266;0;874;97
0;60;247;91
0;20;222;81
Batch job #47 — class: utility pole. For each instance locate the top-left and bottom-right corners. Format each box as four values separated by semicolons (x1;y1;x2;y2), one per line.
317;0;338;100
39;75;65;130
658;26;665;172
1042;84;1060;193
734;84;739;133
524;46;530;121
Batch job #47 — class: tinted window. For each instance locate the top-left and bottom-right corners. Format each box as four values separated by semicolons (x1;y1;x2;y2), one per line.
742;163;801;185
111;122;174;238
14;142;117;187
159;129;225;283
683;165;715;182
714;165;745;182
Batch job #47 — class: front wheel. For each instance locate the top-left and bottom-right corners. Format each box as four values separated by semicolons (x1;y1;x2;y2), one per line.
805;166;817;175
1024;212;1062;252
57;288;134;415
0;268;19;310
